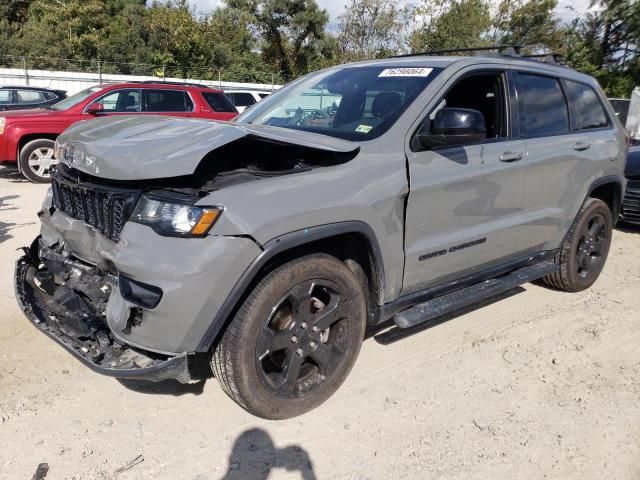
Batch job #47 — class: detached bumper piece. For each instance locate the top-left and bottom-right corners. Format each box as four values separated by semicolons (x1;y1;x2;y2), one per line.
621;180;640;225
15;240;192;383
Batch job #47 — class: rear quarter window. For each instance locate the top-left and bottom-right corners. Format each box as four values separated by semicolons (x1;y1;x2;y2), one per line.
202;92;237;113
564;80;610;130
516;73;569;137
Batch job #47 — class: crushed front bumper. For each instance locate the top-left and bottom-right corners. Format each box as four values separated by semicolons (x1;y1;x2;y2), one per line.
15;240;193;383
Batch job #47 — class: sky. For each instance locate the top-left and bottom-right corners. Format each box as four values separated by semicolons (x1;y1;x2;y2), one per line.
188;0;594;25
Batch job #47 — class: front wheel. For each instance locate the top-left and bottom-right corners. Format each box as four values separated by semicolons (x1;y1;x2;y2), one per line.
212;253;367;419
19;139;57;183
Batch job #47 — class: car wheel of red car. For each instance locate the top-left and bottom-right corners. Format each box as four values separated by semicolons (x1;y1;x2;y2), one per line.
19;139;57;183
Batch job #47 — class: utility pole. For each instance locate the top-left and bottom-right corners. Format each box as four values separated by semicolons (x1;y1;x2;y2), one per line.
97;56;102;84
22;56;29;85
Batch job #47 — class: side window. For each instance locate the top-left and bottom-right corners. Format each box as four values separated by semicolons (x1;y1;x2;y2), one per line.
430;71;508;140
93;89;141;112
0;90;13;104
564;80;609;130
231;92;256;107
258;93;270;99
516;73;569;137
16;90;47;104
145;90;193;112
202;92;237;112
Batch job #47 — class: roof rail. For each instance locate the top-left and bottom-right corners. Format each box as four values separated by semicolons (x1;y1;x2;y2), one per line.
129;80;214;88
390;45;571;69
392;45;522;58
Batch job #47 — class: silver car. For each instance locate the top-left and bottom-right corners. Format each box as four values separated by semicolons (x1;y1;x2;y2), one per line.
16;50;627;419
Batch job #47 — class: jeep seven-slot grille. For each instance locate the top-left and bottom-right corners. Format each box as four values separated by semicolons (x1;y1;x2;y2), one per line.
51;168;140;242
623;179;640;223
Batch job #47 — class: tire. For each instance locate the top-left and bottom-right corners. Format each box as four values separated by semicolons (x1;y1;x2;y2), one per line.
212;253;367;419
19;139;57;183
541;198;613;292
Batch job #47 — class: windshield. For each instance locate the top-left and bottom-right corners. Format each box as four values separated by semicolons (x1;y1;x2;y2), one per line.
49;87;103;110
237;66;441;140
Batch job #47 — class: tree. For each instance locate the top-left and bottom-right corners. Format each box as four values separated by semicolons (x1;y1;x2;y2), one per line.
490;0;564;53
336;0;406;61
565;0;640;97
12;0;112;67
409;0;491;53
228;0;329;80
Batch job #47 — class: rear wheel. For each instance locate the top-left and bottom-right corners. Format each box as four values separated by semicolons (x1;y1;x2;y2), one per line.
542;198;613;292
19;139;57;183
212;254;366;419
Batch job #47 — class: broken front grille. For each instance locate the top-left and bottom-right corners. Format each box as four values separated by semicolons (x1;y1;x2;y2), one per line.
51;167;141;242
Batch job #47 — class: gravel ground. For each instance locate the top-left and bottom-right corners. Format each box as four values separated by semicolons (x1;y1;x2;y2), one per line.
1;166;639;480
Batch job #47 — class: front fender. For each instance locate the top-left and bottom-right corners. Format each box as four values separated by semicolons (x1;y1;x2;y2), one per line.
195;221;386;352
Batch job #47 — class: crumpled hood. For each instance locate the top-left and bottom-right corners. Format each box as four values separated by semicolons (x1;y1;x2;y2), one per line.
55;115;359;180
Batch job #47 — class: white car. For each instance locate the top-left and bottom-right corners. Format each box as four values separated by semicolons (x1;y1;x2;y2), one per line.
224;90;271;112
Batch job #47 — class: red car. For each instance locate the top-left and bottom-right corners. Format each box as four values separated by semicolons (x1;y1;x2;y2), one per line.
0;82;238;182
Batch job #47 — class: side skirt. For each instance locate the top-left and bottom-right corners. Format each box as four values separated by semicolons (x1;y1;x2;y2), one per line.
393;260;558;329
373;250;558;325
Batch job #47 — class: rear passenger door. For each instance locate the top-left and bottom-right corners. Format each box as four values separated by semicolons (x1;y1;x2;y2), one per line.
15;89;49;109
514;72;610;252
143;89;195;117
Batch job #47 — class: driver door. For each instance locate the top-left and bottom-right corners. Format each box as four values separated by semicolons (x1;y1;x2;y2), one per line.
402;69;529;295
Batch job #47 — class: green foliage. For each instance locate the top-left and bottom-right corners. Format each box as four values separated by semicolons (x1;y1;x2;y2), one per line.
337;0;408;61
227;0;330;79
564;0;640;97
491;0;564;53
410;0;492;52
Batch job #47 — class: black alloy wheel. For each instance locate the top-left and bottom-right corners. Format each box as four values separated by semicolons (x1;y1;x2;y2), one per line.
256;280;353;398
212;253;366;419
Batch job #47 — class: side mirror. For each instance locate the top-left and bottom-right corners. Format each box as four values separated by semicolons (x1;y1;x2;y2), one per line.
86;103;104;115
414;107;486;150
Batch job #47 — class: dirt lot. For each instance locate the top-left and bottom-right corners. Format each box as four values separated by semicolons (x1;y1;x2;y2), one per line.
1;166;640;480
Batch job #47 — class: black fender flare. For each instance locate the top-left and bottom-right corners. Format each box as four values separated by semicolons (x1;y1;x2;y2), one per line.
195;221;385;352
587;174;624;218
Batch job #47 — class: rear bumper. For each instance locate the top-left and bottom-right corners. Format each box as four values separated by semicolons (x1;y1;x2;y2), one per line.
621;179;640;225
15;249;193;383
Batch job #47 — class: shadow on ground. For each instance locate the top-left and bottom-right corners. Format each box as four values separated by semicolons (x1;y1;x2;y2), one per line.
617;222;640;234
117;378;206;396
0;194;25;244
219;428;317;480
0;165;27;182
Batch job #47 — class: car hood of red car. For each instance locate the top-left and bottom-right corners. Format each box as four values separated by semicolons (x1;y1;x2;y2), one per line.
54;115;359;180
0;108;65;120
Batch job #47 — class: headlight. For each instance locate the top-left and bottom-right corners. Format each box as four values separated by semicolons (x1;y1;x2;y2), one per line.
0;117;5;135
131;194;222;237
54;140;64;161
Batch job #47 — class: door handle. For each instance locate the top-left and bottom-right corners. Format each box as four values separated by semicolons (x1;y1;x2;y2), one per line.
499;151;523;162
573;142;591;151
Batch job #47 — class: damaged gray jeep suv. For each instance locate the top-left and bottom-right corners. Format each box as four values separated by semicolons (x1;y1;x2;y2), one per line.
16;50;627;419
